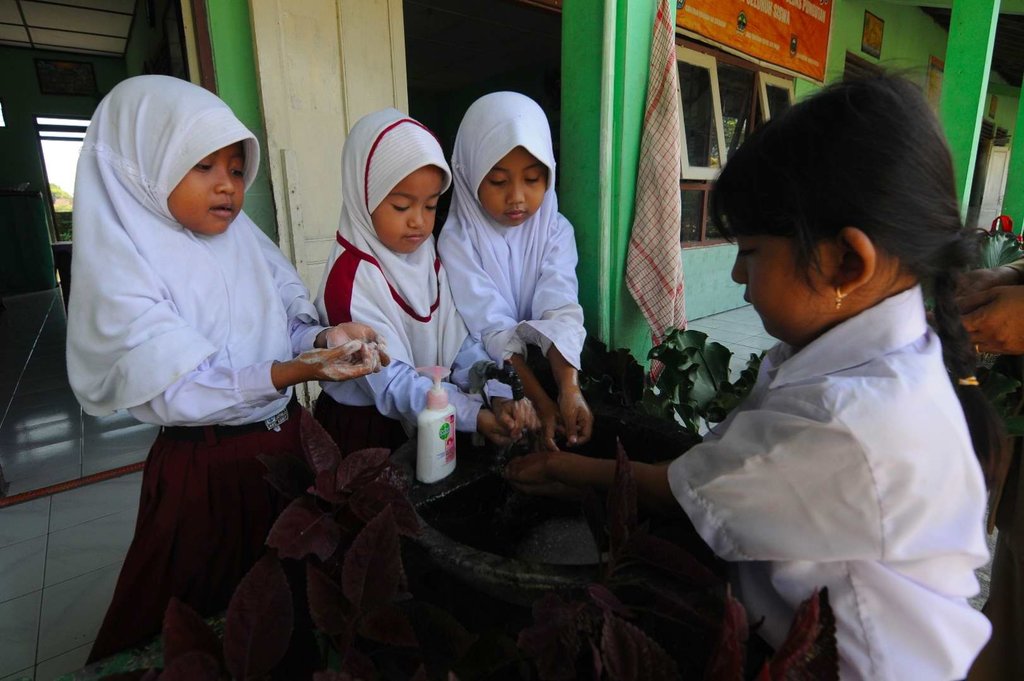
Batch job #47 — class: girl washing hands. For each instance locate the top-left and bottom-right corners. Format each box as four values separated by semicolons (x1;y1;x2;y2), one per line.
66;75;386;663
439;92;591;451
314;108;538;455
507;75;1004;680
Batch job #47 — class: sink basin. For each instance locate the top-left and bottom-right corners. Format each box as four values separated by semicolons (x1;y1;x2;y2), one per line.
394;405;702;606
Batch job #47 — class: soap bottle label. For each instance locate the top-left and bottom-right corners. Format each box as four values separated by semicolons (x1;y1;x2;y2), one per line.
440;414;455;464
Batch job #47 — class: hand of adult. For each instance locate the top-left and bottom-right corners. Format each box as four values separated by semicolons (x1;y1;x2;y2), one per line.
961;285;1024;355
955;266;1020;310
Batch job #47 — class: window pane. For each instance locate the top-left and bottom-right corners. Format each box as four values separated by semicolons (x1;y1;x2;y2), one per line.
681;188;704;242
718;64;755;161
678;61;720;168
766;85;791;119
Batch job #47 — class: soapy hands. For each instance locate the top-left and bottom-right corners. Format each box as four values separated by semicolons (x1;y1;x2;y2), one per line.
477;396;540;447
273;323;390;389
534;386;593;451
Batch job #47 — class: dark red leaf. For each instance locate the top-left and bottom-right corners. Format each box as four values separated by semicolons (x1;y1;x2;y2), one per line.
336;448;391;490
357;604;419;647
600;612;679;681
407;601;477;664
313;468;344;503
411;665;429;681
342;506;402;612
377;462;410;493
774;588;839;681
300;407;342;476
266;496;341;561
258;452;314;500
223;553;294;681
626;531;720;588
160;650;222;681
340;647;377;679
517;593;584;680
607;439;637;565
768;588;820;678
586;583;629;616
306;564;350;636
162;597;222;668
349;482;420;537
313;671;355;681
704;585;748;681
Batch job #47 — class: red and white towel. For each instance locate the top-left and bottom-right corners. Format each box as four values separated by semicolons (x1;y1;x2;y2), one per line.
625;0;686;348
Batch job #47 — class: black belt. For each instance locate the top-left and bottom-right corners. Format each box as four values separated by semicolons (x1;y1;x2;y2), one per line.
160;396;299;443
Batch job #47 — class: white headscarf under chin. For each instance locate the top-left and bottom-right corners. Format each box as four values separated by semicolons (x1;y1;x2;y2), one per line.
439;91;585;368
314;108;466;370
67;75;297;415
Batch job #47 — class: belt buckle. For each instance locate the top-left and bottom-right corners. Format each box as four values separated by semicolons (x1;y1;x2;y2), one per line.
263;407;290;432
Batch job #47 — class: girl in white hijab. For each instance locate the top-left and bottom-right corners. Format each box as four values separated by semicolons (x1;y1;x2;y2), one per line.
438;92;591;451
68;75;384;665
314;108;537;453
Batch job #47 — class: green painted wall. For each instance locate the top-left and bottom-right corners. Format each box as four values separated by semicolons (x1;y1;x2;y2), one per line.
205;0;277;239
0;47;125;193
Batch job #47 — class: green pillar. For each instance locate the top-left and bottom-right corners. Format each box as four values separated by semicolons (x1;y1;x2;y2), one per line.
1002;98;1024;230
205;0;277;239
939;0;1000;219
561;0;657;358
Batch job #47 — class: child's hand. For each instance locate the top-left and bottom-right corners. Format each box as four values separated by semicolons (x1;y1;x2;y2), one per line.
492;397;540;439
477;408;517;447
504;450;584;499
558;386;593;447
319;323;391;366
297;340;384;381
534;396;562;451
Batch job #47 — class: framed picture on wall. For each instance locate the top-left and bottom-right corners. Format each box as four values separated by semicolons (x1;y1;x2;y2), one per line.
861;11;884;59
35;59;97;96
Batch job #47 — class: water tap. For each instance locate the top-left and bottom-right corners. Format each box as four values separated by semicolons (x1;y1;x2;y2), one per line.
468;360;525;403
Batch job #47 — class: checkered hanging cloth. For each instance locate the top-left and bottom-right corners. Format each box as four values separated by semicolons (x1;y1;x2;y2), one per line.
625;0;686;350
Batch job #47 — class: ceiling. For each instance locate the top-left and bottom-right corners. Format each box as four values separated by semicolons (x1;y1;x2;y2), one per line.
0;0;135;57
921;7;1024;87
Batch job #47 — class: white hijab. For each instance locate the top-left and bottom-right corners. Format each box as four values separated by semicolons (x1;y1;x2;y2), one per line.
314;108;466;370
67;75;302;415
439;91;585;367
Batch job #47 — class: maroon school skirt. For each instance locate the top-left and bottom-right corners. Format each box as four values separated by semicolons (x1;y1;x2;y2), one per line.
313;393;408;456
87;402;303;664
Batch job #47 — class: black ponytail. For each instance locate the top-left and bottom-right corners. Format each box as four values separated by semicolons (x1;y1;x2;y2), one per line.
710;73;1007;487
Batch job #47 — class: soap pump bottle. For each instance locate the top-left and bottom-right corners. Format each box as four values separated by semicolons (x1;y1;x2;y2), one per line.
415;366;456;483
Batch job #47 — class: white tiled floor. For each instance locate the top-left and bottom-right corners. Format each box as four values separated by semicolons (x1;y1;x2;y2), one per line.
0;289;153;681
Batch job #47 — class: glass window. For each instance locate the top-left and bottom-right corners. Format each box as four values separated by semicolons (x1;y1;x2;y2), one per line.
765;85;791;118
678;61;719;169
718;64;755;162
681;188;705;243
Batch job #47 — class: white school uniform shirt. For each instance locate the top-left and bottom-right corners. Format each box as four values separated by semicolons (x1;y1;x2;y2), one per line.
439;91;586;368
314;109;509;432
67;75;323;427
668;286;990;680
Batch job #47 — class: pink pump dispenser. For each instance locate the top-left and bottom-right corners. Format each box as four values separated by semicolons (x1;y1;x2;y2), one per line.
415;366;456;483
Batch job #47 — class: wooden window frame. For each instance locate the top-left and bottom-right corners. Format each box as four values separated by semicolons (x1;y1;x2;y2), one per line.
676;39;794;248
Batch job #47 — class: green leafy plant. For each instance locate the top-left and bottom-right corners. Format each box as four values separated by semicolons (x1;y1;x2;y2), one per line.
644;329;762;435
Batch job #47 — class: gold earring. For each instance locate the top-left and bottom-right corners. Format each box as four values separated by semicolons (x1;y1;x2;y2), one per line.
834;287;845;310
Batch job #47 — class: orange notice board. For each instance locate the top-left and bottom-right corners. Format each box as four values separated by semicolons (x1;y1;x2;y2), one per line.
676;0;833;82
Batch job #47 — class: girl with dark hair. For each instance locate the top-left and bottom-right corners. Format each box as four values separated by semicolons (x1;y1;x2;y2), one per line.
506;74;1003;680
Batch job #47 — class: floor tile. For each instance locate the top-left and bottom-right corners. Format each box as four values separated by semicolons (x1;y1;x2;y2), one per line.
49;473;141;533
0;439;80;483
0;668;34;680
44;510;136;587
0;420;82;452
37;562;120;662
81;425;156;476
6;465;81;498
11;378;73;399
2;395;80;430
35;642;89;680
0;497;50;548
0;590;41;677
0;536;46;602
